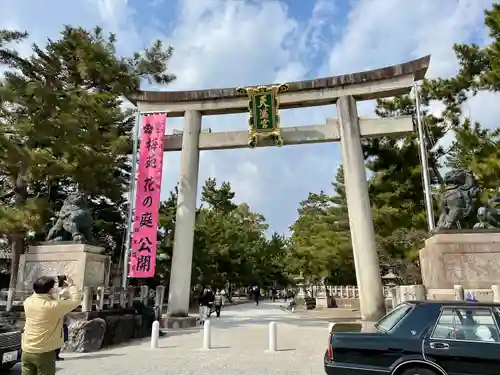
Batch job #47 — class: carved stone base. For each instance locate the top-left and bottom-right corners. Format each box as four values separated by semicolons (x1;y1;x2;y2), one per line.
160;316;197;329
315;296;334;308
420;232;500;289
17;244;111;292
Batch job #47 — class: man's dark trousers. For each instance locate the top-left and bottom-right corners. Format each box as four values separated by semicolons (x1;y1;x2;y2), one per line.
21;350;56;375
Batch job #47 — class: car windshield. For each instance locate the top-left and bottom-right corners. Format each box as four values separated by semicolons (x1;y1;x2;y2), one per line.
375;303;413;333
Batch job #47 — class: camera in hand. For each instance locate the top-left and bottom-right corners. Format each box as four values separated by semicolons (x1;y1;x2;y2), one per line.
57;275;67;288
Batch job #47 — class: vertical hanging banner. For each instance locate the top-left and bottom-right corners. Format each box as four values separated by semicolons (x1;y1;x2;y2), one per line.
128;114;167;278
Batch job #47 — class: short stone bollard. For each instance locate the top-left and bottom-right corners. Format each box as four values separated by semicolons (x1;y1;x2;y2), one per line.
268;321;277;351
328;322;335;334
203;319;212;350
151;321;160;349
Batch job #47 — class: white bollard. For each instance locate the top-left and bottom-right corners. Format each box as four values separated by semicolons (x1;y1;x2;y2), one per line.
150;320;160;349
203;319;212;350
268;321;277;351
328;322;335;334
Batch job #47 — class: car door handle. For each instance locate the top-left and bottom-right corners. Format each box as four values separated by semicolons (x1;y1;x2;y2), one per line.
430;342;449;349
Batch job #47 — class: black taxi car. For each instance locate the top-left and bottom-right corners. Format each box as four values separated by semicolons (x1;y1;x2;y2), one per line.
0;313;22;372
324;300;500;375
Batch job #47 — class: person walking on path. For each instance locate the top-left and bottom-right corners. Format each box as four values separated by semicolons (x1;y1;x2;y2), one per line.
214;290;223;317
21;276;81;375
199;286;215;325
253;285;261;306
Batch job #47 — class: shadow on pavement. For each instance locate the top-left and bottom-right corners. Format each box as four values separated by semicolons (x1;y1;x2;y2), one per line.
64;353;125;360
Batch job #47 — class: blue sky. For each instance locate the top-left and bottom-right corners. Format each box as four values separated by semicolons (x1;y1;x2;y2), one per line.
2;0;500;235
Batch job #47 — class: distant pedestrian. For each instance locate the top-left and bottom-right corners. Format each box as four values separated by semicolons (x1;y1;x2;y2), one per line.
271;288;277;302
199;286;215;325
214;290;223;317
253;285;261;306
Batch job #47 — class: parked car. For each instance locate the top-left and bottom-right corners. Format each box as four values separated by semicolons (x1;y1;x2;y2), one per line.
0;317;21;372
324;300;500;375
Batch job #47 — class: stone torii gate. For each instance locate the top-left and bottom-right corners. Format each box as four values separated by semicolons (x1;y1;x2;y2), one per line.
130;55;430;321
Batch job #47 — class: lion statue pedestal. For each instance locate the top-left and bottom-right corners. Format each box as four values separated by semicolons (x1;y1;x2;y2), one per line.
419;231;500;292
16;243;111;292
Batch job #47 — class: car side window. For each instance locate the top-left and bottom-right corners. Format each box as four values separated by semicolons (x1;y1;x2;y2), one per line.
432;307;500;343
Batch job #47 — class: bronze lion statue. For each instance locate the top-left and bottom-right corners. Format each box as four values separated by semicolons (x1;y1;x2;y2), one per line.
436;169;480;229
46;192;93;243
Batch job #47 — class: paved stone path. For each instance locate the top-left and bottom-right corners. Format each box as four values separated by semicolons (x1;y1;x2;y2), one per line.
11;301;330;375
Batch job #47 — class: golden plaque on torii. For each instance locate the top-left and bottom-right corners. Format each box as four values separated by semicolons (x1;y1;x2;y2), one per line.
236;84;289;148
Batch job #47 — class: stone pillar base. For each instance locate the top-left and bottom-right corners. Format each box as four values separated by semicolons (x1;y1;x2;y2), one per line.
17;243;110;292
160;316;197;329
316;296;334;308
420;232;500;289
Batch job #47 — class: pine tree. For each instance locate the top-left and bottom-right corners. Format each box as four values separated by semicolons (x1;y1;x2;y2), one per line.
289;167;355;285
0;26;176;292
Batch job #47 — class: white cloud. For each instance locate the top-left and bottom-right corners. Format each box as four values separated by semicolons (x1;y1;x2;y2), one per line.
1;0;498;233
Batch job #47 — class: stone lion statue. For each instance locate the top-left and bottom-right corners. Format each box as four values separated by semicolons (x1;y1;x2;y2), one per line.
46;192;93;243
436;168;480;230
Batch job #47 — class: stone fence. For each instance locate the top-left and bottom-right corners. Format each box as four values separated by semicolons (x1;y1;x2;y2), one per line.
0;285;165;315
305;285;393;299
306;284;500;310
394;284;500;304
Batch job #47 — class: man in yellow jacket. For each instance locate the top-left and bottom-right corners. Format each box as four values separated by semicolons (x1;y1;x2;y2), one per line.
21;276;81;375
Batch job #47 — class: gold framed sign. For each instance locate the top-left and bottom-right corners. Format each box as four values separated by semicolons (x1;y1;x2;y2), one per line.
236;84;289;148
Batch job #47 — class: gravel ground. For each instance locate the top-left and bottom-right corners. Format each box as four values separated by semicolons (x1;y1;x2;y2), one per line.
10;301;330;375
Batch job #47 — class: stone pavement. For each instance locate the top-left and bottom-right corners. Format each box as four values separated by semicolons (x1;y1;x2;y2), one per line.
10;301;331;375
295;307;361;321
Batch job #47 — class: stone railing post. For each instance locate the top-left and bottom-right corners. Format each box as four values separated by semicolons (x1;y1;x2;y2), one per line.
119;287;127;308
492;285;500;303
454;285;465;301
155;285;165;320
127;286;135;308
390;287;398;308
108;286;116;308
82;287;94;312
140;285;149;306
413;285;426;300
96;286;105;311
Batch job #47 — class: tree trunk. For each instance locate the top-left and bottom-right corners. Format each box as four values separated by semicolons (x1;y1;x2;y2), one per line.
6;170;27;311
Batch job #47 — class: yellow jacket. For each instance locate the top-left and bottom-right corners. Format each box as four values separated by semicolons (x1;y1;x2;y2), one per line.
22;286;81;353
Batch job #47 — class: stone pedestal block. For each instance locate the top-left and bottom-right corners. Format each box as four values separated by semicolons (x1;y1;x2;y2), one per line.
17;244;111;291
316;296;334;308
160;315;197;329
419;232;500;290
